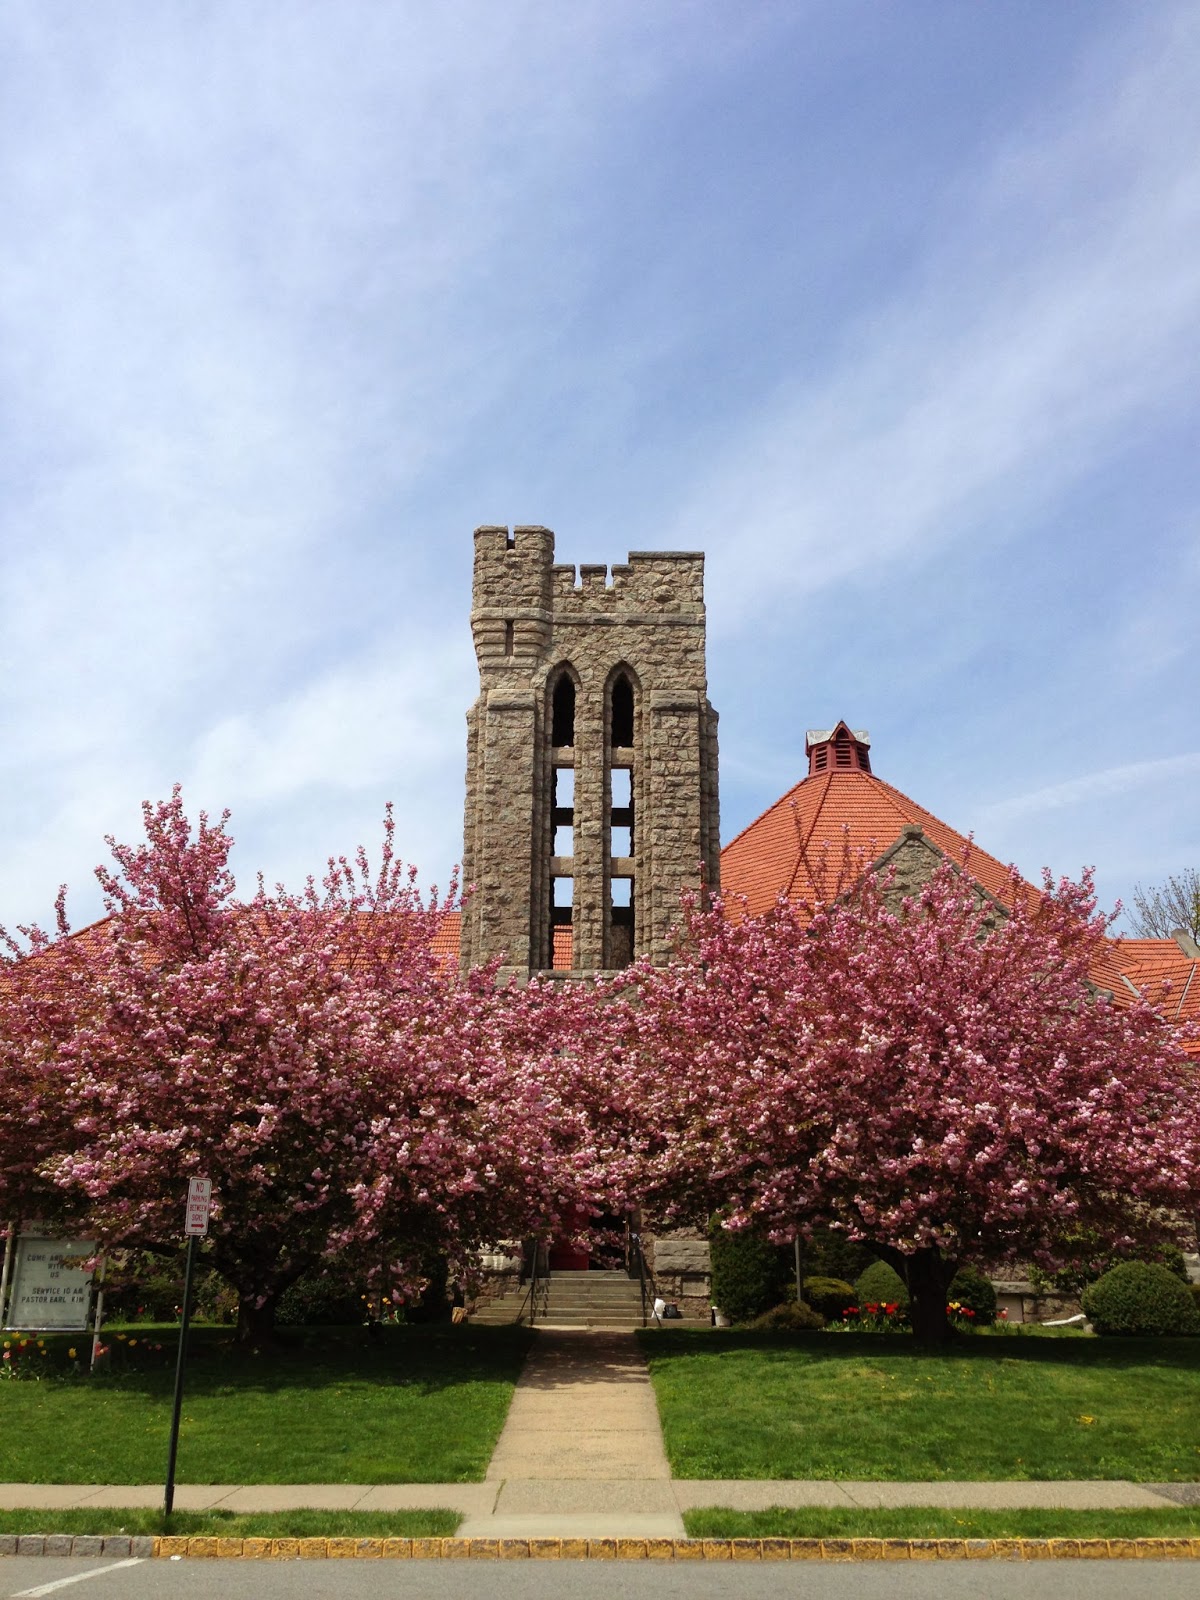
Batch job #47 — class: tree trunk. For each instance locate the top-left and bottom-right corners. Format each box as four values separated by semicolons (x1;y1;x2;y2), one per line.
236;1292;279;1347
875;1243;957;1346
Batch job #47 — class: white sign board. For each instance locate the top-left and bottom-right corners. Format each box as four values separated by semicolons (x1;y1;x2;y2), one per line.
185;1177;212;1237
5;1237;96;1331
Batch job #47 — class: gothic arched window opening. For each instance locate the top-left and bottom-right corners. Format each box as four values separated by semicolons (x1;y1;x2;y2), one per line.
552;674;576;747
611;674;634;748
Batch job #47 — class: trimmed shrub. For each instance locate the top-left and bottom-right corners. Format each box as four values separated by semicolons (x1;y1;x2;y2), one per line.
802;1275;858;1321
948;1265;997;1326
709;1223;791;1324
751;1300;826;1332
1082;1262;1200;1337
1027;1235;1192;1297
276;1271;367;1327
1150;1243;1191;1282
855;1260;909;1313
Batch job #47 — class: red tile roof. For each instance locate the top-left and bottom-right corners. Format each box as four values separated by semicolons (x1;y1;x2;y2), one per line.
432;911;461;962
431;756;1199;1055
3;909;465;992
719;758;1199;1056
1111;938;1200;1031
721;768;1019;917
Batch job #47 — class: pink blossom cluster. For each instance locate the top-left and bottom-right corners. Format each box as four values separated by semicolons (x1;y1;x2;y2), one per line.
0;791;610;1340
3;796;1197;1347
600;854;1200;1340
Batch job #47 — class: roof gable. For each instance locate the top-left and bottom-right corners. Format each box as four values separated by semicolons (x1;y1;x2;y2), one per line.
719;742;1198;1055
721;767;1019;919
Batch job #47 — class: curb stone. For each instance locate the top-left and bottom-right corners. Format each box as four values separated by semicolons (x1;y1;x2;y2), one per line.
1;1536;1199;1561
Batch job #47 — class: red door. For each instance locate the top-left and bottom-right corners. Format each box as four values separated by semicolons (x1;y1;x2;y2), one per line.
548;1236;590;1270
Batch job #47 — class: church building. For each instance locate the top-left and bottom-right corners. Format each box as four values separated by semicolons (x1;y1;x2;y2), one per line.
456;524;1197;1322
455;525;1200;1044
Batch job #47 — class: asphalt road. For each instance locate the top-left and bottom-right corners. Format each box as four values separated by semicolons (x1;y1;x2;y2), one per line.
3;1558;1199;1600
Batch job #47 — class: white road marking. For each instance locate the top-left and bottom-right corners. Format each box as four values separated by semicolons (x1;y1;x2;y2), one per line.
12;1557;144;1597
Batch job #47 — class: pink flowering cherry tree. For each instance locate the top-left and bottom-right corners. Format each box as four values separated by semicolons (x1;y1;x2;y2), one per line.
5;790;592;1342
613;857;1200;1343
0;891;104;1231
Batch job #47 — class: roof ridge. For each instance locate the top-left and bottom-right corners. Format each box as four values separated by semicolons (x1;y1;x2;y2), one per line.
785;770;834;902
868;774;967;839
868;774;1031;887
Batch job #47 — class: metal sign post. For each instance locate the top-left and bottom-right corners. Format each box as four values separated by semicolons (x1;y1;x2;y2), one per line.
0;1221;15;1329
164;1178;210;1516
90;1256;107;1373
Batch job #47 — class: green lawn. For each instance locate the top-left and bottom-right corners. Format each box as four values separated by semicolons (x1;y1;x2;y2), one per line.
0;1509;459;1538
640;1329;1200;1481
682;1507;1200;1540
0;1324;532;1484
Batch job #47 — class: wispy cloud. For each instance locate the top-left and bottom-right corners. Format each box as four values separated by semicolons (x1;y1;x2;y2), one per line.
1;2;1196;939
678;8;1200;630
977;752;1200;828
185;635;474;815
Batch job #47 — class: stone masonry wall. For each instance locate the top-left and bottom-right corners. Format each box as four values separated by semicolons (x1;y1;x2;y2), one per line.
462;526;720;978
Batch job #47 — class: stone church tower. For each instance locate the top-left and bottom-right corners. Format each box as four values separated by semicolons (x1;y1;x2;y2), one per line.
461;525;720;981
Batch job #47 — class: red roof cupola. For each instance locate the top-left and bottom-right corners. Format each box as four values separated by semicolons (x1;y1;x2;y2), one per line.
806;721;872;777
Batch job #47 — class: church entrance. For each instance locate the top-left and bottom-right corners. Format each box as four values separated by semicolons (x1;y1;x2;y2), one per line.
547;1213;629;1273
548;1237;590;1271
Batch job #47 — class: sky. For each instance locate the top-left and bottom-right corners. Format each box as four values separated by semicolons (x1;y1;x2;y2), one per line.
1;1;1198;938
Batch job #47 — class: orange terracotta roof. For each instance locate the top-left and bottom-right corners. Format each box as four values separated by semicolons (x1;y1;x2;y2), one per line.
721;767;1019;918
431;911;461;961
5;908;465;987
1087;940;1133;1003
719;757;1200;1056
1112;938;1200;1029
0;916;115;997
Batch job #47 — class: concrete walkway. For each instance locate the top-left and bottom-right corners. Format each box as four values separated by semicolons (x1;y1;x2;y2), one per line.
464;1328;681;1539
2;1480;1190;1514
1;1328;1195;1533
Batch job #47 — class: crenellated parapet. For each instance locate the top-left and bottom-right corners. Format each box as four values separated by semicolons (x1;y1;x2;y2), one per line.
547;551;706;613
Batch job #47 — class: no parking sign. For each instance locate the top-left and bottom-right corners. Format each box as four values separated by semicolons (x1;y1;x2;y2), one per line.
184;1177;212;1236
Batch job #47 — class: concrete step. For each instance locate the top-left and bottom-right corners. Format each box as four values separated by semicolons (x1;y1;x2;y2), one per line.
543;1304;644;1313
546;1270;632;1278
539;1303;643;1315
471;1270;651;1327
543;1288;642;1297
536;1323;645;1332
472;1301;649;1327
473;1305;646;1322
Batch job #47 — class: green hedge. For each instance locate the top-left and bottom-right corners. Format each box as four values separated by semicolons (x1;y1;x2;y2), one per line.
276;1271;367;1327
948;1265;997;1326
709;1223;791;1323
855;1260;909;1311
751;1300;826;1331
802;1275;858;1321
1082;1262;1200;1337
803;1228;875;1285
